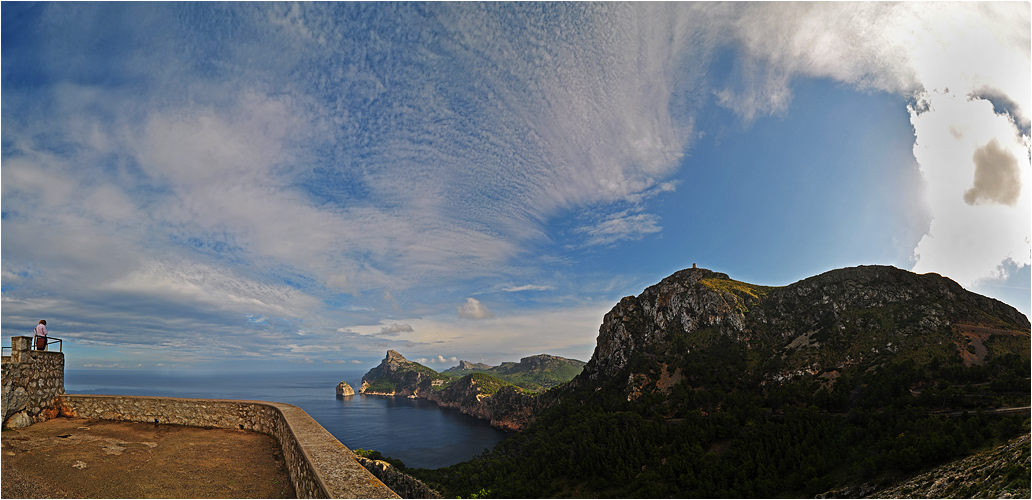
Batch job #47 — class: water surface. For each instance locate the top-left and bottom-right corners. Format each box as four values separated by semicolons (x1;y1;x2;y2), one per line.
64;369;508;469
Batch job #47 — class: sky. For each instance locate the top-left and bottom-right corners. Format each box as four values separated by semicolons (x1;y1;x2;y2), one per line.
2;2;1029;372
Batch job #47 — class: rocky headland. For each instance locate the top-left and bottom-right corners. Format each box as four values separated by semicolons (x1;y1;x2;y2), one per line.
357;350;581;431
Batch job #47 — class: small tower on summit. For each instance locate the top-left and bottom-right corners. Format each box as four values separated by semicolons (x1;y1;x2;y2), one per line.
692;263;697;269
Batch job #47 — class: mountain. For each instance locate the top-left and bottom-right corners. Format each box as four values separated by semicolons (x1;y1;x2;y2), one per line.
359;350;447;397
449;360;493;371
411;265;1030;498
358;350;571;430
577;265;1029;405
443;354;586;392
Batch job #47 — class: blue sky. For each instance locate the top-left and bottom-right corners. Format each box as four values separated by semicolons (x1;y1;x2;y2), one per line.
3;3;1029;371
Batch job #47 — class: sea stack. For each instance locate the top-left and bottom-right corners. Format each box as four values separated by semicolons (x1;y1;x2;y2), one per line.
336;381;355;397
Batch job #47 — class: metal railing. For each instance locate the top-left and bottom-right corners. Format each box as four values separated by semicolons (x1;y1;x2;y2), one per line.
1;337;63;355
36;337;63;352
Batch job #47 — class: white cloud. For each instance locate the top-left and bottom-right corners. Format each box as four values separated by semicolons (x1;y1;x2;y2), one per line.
574;209;663;247
909;91;1031;287
362;305;608;364
286;344;341;354
707;2;1031;290
503;284;554;293
457;298;495;320
417;355;459;365
106;258;320;319
380;323;414;336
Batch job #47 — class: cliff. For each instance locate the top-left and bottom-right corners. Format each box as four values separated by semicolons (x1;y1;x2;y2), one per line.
358;351;567;430
425;374;550;431
359;350;445;397
336;381;355;397
356;456;442;499
578;265;1029;404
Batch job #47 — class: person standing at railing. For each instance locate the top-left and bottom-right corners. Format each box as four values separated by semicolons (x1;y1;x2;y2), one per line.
34;319;47;351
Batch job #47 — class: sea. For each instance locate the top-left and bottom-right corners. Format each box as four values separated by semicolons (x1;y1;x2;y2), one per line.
63;368;509;470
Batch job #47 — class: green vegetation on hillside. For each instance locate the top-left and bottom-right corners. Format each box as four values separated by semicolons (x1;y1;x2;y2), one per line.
436;372;516;395
354;448;407;470
392;267;1032;498
443;355;586;393
700;277;776;314
466;372;514;395
364;378;398;394
411;352;1030;498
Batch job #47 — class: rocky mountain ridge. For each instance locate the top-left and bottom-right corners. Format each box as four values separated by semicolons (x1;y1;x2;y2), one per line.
443;354;586;392
448;360;492;371
578;265;1029;405
358;350;577;430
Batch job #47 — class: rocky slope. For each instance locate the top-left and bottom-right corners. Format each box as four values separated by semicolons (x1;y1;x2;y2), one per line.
426;377;546;431
359;350;447;397
356;456;442;499
358;350;570;430
578;265;1029;405
831;433;1031;499
336;381;355;397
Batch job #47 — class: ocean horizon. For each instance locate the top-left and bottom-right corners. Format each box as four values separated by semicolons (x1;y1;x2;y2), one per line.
64;368;509;469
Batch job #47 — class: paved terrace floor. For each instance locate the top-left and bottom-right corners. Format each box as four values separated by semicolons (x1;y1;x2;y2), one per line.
1;417;296;498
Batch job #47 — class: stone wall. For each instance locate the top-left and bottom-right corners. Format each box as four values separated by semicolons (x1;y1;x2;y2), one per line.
59;394;399;499
1;336;65;428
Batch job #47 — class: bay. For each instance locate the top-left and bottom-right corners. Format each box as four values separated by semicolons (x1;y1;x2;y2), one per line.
64;369;509;469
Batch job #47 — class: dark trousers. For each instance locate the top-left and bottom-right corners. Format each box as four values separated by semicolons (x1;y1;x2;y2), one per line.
35;336;46;351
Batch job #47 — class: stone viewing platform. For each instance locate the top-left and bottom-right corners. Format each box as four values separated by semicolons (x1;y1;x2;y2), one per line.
2;336;400;499
2;336;65;428
2;416;295;498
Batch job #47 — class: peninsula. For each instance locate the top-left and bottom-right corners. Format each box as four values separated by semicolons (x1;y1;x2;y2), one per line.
357;350;584;431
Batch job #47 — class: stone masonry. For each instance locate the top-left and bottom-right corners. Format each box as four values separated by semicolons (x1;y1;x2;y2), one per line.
2;336;65;428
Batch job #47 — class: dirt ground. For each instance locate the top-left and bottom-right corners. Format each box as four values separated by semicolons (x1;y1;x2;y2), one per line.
1;417;296;499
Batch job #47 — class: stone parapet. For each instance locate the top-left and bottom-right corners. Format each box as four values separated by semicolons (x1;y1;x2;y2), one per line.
2;336;65;427
60;394;400;499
